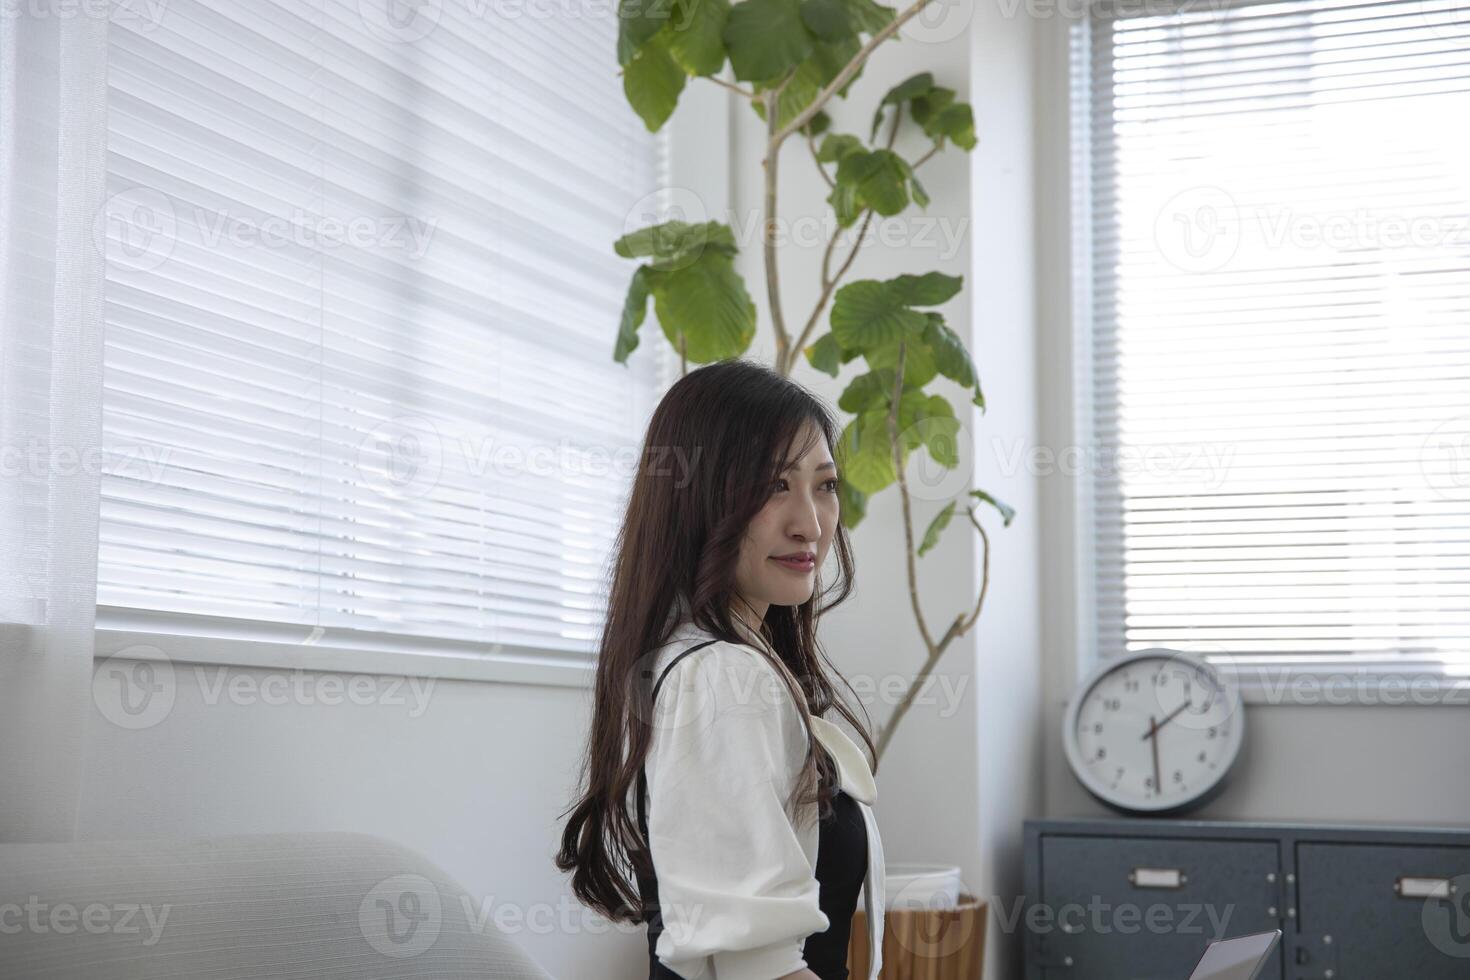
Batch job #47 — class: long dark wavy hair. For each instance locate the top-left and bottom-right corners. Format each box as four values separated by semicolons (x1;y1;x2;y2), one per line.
554;357;877;925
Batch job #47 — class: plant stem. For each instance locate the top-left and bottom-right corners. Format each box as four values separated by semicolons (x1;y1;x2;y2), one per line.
807;133;834;189
763;90;791;374
788;208;874;372
707;76;756;100
870;341;996;765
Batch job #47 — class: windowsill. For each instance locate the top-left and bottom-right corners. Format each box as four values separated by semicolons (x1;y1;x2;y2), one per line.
93;606;596;688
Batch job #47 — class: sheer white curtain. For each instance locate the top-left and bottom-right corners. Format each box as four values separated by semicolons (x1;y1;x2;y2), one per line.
0;6;110;842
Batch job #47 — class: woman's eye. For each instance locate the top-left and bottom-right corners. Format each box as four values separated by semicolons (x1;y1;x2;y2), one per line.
772;477;841;493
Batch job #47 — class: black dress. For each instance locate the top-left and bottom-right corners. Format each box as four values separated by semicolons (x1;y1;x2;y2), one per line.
635;639;870;980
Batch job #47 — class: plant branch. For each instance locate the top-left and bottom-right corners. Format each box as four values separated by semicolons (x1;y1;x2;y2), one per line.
773;0;937;146
807;133;834;189
788;209;875;372
763;90;791;372
913;143;940;169
707;75;757;100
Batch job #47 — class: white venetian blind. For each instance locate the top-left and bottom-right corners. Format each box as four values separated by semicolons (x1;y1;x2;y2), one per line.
1080;0;1470;673
96;0;670;658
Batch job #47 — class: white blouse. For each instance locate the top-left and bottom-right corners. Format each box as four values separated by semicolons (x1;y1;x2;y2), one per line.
636;618;886;980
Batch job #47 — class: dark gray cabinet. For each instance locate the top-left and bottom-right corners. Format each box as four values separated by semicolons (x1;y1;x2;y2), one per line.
1023;818;1470;980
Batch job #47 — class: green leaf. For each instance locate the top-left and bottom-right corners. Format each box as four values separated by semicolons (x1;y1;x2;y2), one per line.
841;0;895;34
646;250;757;362
883;72;934;106
970;488;1015;526
837;410;899;494
837;368;899;413
890;390;958;464
668;0;730;76
805;332;844;376
918;500;957;557
827;177;861;228
909;168;929;208
618;0;676;66
614;265;652;364
927;102;977;149
724;0;813;82
890;270;962;306
835;149;909;216
837;476;868;529
614;220;736;271
623;36;687;132
817;133;865;164
804;110;832;137
831;279;929;351
870;72;935;140
809;34;862;94
866;334;937;387
799;0;853;39
922;313;983;407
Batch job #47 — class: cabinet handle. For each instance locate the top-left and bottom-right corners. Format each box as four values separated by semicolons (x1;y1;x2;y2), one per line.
1128;867;1186;889
1395;875;1452;899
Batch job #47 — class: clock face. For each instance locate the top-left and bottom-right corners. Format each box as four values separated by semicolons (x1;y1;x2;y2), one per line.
1064;650;1244;814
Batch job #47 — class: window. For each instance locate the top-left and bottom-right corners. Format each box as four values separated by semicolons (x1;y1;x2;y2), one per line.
96;0;671;664
1076;0;1470;687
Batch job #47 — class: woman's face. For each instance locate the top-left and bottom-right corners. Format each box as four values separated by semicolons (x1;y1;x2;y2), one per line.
732;421;842;626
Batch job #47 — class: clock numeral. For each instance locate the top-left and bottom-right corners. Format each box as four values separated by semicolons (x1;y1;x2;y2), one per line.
1096;747;1106;760
1093;723;1103;734
1173;770;1183;784
1198;751;1207;763
1144;776;1154;790
1207;726;1218;739
1104;697;1121;711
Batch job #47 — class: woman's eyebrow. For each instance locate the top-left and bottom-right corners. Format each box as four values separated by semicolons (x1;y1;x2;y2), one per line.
781;460;838;473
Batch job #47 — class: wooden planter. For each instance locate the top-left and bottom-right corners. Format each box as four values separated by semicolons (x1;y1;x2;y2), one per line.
847;892;988;980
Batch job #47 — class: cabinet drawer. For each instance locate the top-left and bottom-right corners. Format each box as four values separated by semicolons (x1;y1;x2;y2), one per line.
1296;842;1470;979
1036;834;1284;980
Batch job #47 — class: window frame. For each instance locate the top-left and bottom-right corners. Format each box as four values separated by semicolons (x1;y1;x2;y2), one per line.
1038;1;1470;709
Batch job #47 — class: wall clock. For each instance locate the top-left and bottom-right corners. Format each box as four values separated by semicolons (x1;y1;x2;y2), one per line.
1062;647;1244;816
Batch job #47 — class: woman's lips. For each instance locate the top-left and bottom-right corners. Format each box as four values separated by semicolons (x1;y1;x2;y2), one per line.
770;556;815;572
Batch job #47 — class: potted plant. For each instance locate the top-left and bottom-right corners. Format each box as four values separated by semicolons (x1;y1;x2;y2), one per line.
612;0;1008;974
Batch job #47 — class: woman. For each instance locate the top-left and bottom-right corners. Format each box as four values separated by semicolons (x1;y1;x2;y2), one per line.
555;359;886;980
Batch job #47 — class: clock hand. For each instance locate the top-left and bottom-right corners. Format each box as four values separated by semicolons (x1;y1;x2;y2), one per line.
1140;700;1191;740
1149;714;1161;796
